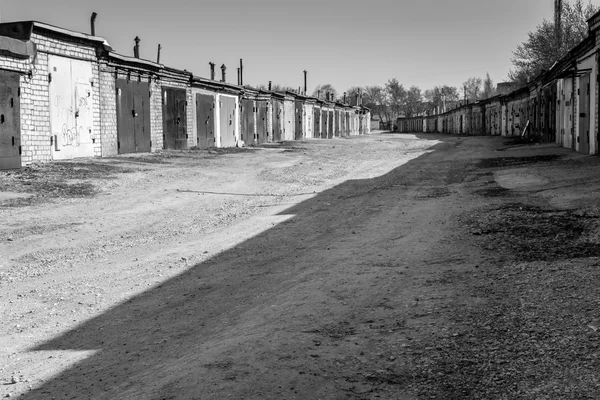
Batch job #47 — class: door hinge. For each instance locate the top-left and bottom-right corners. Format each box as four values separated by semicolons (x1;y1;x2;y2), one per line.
17;87;20;97
150;140;152;147
18;145;21;155
48;73;52;83
50;136;53;146
117;141;120;149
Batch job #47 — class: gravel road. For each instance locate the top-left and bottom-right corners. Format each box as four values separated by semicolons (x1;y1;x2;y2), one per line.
1;133;599;399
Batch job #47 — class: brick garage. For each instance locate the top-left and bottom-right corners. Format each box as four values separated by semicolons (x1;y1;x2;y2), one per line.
0;36;34;169
0;21;107;164
98;52;161;156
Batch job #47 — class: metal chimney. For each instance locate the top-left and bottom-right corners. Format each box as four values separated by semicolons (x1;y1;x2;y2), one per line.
209;62;215;80
220;64;226;83
303;70;307;95
90;12;97;36
133;36;140;58
343;92;347;103
239;59;243;86
156;44;162;64
237;68;240;85
268;81;272;91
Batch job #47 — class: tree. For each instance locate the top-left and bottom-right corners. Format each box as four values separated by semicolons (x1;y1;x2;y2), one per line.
463;77;482;102
344;86;362;105
257;83;297;93
385;78;406;120
405;86;423;117
363;85;388;122
509;0;599;85
423;85;459;113
312;84;338;100
482;73;496;99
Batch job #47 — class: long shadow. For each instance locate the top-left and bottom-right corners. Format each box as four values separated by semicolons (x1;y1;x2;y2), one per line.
20;133;472;399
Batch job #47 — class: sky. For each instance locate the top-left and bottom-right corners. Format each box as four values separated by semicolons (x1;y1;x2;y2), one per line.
2;0;600;95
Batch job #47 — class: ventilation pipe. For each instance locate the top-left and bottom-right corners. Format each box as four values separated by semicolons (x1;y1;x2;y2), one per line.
90;12;97;36
239;59;243;86
209;62;215;80
268;81;272;91
303;70;307;95
156;44;162;64
220;64;226;83
133;36;140;58
237;68;240;85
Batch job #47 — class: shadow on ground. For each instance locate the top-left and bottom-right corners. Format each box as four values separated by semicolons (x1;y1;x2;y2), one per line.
18;133;559;399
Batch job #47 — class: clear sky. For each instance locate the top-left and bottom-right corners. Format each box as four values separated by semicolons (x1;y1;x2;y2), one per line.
2;0;600;94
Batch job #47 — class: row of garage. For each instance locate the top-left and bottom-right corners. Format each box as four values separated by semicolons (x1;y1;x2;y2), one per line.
0;20;370;170
397;9;600;156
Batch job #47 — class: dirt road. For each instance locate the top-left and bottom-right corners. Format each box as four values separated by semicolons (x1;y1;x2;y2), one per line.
1;133;600;399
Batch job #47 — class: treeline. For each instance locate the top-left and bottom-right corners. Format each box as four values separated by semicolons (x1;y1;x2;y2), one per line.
337;73;497;123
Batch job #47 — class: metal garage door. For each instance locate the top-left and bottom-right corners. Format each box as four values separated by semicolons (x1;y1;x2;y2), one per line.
196;93;215;149
272;100;282;142
162;87;187;150
313;107;321;139
294;100;303;140
256;101;268;144
116;79;151;154
219;96;237;147
579;73;590;154
0;70;20;170
241;99;255;145
49;55;95;160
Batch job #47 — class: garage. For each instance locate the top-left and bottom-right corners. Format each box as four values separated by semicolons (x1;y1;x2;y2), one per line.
49;55;95;160
0;70;21;169
116;79;151;154
162;87;188;150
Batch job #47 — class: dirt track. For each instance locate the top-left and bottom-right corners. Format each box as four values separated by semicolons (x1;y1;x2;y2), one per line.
1;133;600;399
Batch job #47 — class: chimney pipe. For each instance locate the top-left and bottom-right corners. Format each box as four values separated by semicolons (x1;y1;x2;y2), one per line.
239;59;243;86
303;70;307;95
90;12;97;36
343;92;347;103
220;64;226;83
268;81;272;91
133;36;140;58
237;68;240;85
156;44;162;64
209;62;215;80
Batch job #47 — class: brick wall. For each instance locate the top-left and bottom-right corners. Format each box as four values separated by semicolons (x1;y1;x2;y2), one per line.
99;65;117;156
21;51;50;163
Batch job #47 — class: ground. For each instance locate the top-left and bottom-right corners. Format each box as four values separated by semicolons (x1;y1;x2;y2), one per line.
1;132;600;399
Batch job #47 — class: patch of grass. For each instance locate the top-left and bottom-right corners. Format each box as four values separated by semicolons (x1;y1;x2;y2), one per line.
0;161;134;207
469;203;600;261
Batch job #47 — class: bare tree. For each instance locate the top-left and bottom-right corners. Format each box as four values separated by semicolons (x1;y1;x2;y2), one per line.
385;78;406;120
257;83;297;93
363;85;388;122
482;73;496;99
509;0;599;85
463;77;483;102
404;86;423;117
312;84;338;100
